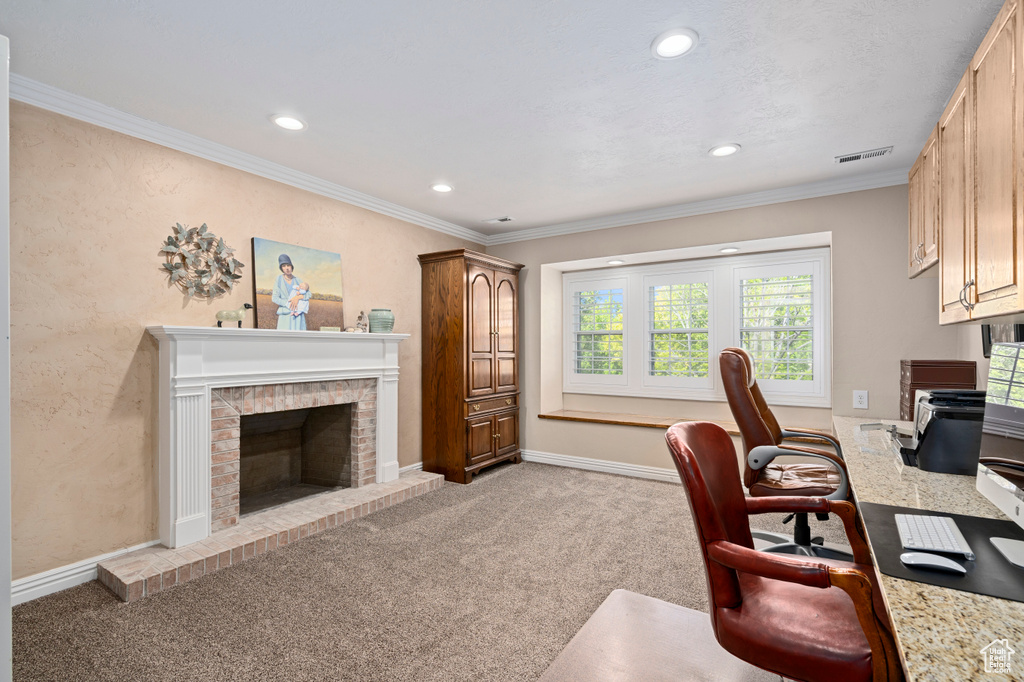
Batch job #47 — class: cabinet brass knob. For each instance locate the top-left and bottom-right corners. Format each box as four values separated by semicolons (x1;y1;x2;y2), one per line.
473;404;480;411
505;398;512;405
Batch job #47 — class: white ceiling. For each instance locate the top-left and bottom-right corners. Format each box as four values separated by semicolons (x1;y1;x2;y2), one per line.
0;0;1006;239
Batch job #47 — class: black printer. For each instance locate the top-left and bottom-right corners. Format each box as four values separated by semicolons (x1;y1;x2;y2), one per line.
891;389;987;475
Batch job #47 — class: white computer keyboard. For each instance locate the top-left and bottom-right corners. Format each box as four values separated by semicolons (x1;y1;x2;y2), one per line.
895;513;976;560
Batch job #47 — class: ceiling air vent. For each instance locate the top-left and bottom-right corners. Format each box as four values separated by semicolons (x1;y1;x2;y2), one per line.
483;216;515;224
834;146;893;164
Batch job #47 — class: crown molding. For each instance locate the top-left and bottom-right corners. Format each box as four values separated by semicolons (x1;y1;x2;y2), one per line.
10;75;911;250
486;168;910;245
8;74;488;245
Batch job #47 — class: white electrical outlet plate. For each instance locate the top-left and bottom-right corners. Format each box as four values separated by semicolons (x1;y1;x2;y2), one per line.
853;390;869;410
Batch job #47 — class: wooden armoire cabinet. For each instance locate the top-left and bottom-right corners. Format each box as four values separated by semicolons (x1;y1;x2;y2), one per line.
418;249;524;483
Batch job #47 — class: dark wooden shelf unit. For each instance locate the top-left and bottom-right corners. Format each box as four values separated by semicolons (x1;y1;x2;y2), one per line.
899;359;977;420
419;249;524;483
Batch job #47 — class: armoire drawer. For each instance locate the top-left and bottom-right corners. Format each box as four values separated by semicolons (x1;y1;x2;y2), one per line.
465;394;517;417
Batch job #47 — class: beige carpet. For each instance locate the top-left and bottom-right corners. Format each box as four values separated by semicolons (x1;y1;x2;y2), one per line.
13;462;845;681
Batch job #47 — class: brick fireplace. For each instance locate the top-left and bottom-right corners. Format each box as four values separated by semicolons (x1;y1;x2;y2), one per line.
210;377;378;531
148;326;408;548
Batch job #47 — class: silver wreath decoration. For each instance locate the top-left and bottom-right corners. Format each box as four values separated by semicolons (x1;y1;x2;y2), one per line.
160;223;244;299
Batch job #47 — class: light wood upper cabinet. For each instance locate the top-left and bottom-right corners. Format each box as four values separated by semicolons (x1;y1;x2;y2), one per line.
926;0;1024;324
908;126;939;278
965;0;1023;319
939;71;972;324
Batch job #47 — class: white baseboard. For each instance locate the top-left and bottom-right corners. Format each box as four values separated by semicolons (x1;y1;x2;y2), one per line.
521;449;680;483
399;462;423;474
11;540;161;606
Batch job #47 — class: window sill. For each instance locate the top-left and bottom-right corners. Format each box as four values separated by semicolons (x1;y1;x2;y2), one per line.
538;409;834;441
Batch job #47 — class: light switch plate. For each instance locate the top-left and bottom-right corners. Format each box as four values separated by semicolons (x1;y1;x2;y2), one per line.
853;390;869;410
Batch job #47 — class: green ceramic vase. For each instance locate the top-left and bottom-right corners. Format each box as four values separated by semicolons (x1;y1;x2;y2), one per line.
368;308;395;333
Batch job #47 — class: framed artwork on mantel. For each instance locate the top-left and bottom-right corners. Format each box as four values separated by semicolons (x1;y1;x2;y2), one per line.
252;238;344;331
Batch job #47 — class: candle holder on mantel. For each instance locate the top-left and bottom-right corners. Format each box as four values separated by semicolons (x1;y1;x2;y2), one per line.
368;308;395;333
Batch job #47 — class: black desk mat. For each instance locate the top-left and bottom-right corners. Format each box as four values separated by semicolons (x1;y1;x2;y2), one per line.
859;501;1024;603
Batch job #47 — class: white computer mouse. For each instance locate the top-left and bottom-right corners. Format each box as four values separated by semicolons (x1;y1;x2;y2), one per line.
899;551;967;574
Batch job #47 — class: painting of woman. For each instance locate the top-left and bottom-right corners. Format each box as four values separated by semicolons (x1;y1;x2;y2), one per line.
271;253;312;330
252;238;345;330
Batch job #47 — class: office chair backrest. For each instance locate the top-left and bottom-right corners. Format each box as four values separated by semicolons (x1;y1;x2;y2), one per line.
665;420;754;610
720;347;782;487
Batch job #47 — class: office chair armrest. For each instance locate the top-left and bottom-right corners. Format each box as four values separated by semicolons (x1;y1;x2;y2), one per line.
707;540;830;588
779;428;843;459
747;445;849;500
829;569;899;682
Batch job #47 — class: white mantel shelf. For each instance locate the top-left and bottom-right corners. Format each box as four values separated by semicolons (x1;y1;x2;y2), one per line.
147;325;409;548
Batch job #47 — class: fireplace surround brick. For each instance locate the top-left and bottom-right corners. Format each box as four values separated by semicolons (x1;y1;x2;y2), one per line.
210;378;377;532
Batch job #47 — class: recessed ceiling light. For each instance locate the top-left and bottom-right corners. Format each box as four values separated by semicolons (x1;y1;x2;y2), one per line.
719;247;740;254
431;183;453;193
709;143;741;157
651;28;699;59
607;260;625;265
271;115;306;131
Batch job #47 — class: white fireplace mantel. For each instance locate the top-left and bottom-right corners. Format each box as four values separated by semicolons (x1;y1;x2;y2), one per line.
148;326;408;548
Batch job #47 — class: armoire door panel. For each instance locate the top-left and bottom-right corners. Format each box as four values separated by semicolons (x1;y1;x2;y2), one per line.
496;276;517;353
468;417;495;464
496;358;516;391
971;7;1019;312
468;267;494;355
470;358;494;394
495;410;518;456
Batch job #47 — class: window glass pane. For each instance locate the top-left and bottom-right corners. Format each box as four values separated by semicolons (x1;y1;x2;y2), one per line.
740;275;813;381
648;282;709;377
987;345;1023;406
574;288;623;375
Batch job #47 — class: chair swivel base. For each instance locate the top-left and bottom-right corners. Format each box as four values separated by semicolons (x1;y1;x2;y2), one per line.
751;511;853;561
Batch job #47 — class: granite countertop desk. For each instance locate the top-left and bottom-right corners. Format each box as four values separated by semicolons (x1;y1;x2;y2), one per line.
833;416;1022;682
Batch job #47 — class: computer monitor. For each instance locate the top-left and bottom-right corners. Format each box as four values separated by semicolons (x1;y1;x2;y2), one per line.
976;341;1024;567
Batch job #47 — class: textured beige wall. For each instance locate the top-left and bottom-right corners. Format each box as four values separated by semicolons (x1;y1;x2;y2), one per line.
490;185;961;469
9;102;480;579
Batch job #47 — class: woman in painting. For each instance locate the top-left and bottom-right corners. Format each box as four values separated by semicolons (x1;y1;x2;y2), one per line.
271;253;312;330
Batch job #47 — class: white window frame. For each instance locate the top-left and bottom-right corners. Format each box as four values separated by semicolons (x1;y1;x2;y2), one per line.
732;257;827;402
642;270;715;392
562;248;831;407
563;276;629;390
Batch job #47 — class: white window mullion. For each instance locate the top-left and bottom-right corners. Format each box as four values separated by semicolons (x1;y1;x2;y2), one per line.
626;272;645;391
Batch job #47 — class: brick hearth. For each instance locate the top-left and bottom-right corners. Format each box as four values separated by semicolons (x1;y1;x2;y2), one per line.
97;470;443;602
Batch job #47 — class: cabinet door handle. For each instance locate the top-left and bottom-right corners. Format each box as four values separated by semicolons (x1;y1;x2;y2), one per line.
473;404;480;411
965;279;975;311
505;398;512;405
959;282;967;311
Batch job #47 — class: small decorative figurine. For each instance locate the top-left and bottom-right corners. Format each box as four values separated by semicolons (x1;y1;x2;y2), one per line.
215;303;253;328
355;310;368;332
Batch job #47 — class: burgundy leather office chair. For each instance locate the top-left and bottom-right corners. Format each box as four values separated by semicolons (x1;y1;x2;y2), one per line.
720;347;851;558
666;421;902;682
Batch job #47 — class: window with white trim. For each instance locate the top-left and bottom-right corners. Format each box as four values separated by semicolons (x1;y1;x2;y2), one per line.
567;277;628;386
562;248;830;407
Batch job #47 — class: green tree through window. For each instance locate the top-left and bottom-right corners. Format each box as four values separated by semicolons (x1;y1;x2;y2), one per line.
574;289;623;375
648;282;709;377
740;275;813;381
